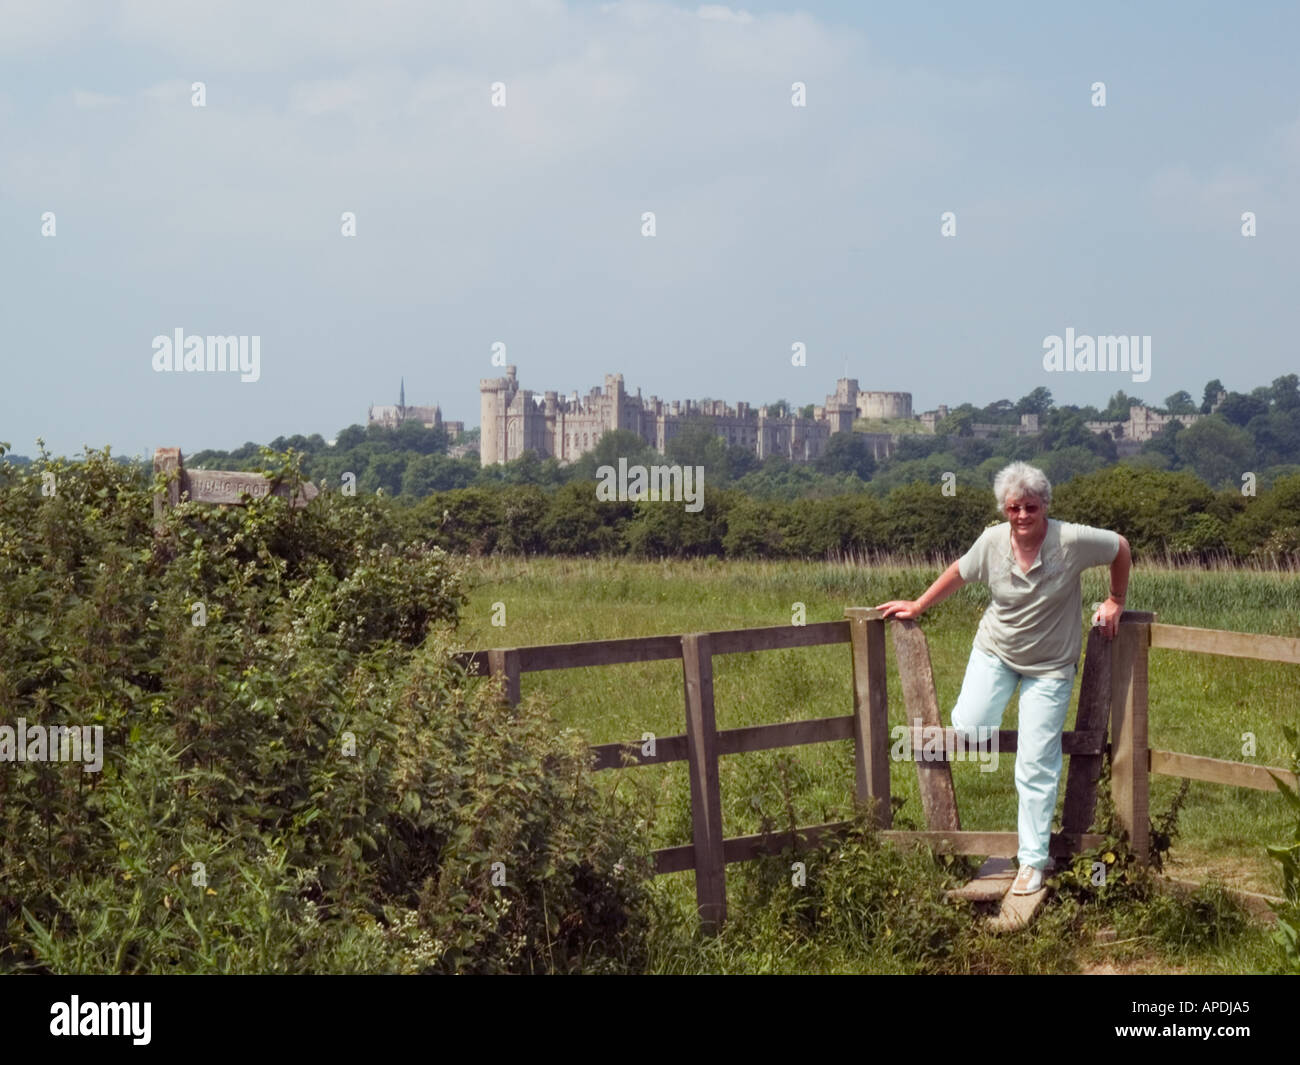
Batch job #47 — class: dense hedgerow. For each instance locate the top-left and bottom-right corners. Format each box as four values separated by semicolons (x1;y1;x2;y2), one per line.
0;445;651;973
404;469;1300;563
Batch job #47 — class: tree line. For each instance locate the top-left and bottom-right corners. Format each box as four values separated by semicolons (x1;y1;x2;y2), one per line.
395;464;1300;561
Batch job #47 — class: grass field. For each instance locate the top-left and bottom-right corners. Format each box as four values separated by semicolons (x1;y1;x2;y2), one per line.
452;556;1300;974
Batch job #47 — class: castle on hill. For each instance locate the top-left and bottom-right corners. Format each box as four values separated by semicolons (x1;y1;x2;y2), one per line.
370;371;1210;466
477;366;914;466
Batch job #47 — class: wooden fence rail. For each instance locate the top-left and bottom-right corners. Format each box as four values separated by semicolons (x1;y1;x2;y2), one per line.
455;609;1298;931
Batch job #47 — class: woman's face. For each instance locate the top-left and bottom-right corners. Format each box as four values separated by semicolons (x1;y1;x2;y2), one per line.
1004;493;1047;538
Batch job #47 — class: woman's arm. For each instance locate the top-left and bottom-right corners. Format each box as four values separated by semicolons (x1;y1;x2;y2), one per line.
876;559;966;620
1094;534;1131;638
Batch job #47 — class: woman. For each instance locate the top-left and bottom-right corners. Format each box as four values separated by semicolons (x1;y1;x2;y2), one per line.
876;462;1131;895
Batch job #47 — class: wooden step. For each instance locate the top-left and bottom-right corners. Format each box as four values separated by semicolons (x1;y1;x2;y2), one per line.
945;857;1016;903
987;885;1050;933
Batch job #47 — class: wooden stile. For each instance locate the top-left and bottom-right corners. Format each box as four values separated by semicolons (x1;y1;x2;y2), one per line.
1060;626;1115;836
457;607;1298;932
890;619;960;831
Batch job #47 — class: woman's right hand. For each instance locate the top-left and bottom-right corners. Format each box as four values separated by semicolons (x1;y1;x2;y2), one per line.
875;599;923;620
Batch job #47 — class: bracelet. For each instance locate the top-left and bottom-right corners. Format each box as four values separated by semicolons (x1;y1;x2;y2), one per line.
1108;593;1126;604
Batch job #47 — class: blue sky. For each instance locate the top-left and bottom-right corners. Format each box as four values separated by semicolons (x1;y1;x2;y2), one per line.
2;0;1297;460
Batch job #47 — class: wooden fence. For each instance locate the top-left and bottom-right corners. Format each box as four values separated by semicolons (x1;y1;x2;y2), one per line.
456;609;1298;931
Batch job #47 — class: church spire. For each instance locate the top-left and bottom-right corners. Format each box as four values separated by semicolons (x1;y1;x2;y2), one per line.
399;377;405;413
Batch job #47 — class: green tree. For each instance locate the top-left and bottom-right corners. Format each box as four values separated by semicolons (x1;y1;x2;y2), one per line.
335;424;368;450
536;480;632;554
879;482;997;557
1226;473;1300;556
936;406;975;437
1101;390;1143;420
979;399;1016;424
1175;416;1256;489
623;489;730;558
1038;445;1106;485
402;453;475;497
1163;390;1197;415
564;429;658;483
721;498;784;558
1201;378;1225;414
1052;466;1215;553
1271;374;1300;412
665;417;731;481
776;494;886;557
814;432;877;480
361;451;408;495
1015;387;1054;416
1217;391;1270;428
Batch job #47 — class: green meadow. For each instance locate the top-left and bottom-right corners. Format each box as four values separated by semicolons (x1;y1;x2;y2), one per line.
455;556;1300;974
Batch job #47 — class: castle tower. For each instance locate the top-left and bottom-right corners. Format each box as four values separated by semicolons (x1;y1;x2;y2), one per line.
478;365;519;465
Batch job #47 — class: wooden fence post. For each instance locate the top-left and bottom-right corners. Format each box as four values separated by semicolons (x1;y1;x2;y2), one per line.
846;609;890;828
487;648;521;706
1110;617;1153;864
153;447;182;534
682;633;727;932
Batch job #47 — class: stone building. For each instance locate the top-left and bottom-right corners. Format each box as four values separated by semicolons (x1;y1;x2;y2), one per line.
1084;404;1203;457
971;413;1040;439
368;379;464;439
857;390;913;420
478;367;900;467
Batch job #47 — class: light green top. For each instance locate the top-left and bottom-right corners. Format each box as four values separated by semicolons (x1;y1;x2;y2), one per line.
957;519;1121;677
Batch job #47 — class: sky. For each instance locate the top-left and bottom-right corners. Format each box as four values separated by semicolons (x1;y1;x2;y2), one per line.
2;0;1298;461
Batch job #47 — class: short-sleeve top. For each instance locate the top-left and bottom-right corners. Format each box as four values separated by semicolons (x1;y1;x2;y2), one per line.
957;519;1121;677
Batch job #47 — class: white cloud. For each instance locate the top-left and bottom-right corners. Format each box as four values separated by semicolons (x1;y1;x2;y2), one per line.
697;5;754;24
72;90;122;109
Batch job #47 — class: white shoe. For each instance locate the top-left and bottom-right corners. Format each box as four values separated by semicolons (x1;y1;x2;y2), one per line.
1011;864;1043;895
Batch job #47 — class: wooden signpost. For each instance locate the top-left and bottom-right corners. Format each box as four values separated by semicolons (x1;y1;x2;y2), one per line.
153;447;318;530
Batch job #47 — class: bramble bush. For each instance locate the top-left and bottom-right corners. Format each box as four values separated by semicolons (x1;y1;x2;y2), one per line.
0;444;651;973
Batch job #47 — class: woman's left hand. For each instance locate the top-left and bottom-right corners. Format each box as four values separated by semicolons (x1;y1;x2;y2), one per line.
1093;597;1123;638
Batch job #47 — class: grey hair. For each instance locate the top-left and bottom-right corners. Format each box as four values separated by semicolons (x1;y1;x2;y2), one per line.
993;461;1052;509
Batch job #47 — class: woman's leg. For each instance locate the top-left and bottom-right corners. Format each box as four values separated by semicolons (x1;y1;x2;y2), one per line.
950;645;1020;736
1013;668;1077;870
